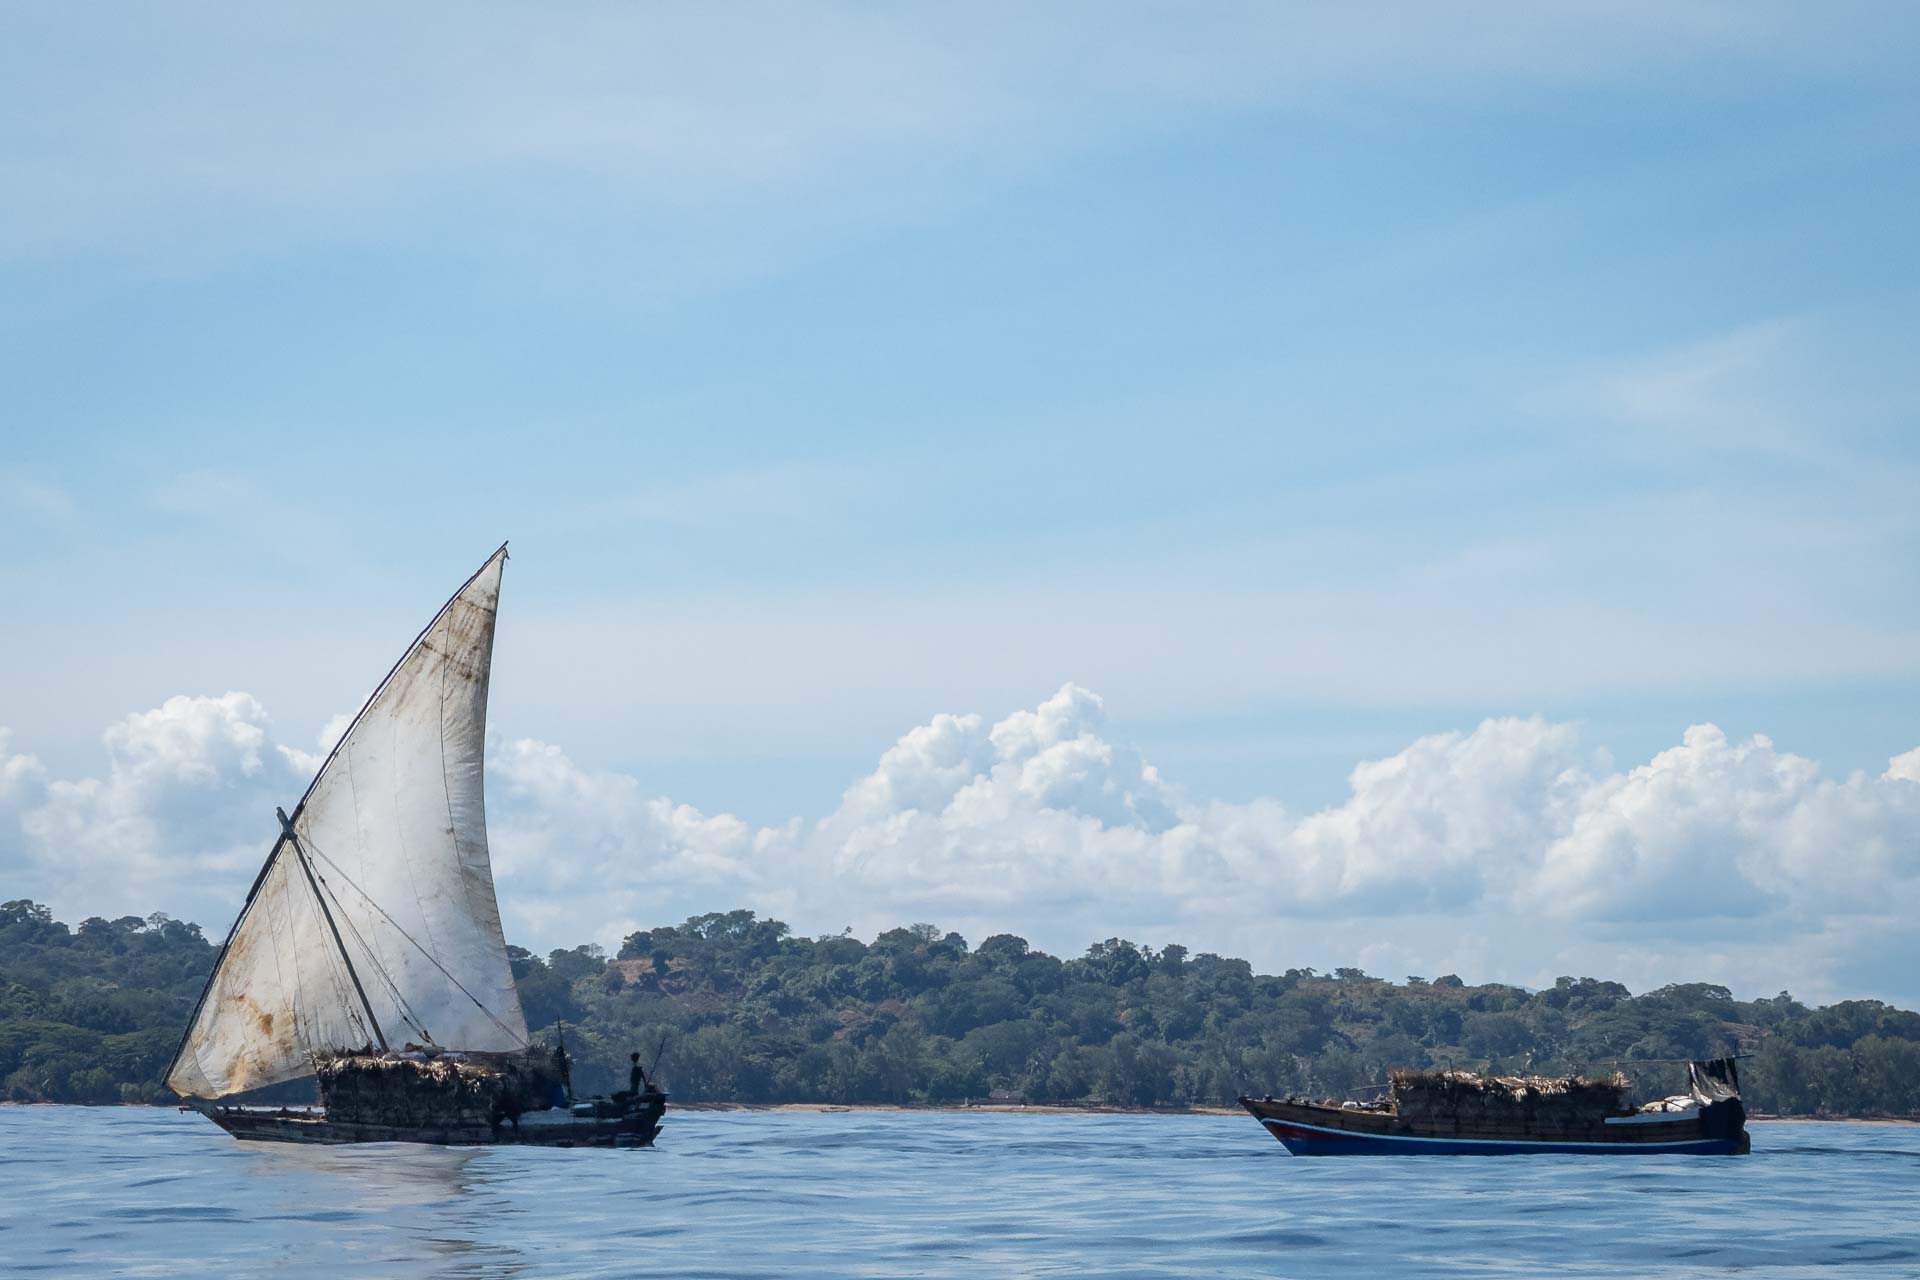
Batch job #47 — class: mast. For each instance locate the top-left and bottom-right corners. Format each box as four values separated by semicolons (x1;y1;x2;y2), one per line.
283;808;388;1053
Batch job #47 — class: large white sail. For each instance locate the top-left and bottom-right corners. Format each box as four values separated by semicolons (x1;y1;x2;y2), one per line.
168;549;529;1099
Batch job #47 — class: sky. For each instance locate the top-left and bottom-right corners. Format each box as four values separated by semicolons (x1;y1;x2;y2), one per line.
3;4;1918;1005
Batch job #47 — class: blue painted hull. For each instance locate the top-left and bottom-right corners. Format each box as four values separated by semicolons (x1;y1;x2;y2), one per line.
1260;1117;1743;1156
1240;1094;1750;1156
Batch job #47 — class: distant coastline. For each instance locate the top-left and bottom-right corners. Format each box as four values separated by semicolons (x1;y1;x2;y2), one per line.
6;901;1919;1122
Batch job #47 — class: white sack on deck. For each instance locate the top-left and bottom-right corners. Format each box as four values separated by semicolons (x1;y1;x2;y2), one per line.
169;550;529;1099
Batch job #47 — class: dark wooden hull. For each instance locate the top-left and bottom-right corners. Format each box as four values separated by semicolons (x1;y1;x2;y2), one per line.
190;1094;667;1148
1238;1095;1749;1156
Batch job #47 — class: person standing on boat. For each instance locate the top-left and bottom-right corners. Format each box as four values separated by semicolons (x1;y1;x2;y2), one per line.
629;1052;646;1096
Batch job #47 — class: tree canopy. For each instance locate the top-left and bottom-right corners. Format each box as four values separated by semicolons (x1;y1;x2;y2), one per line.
4;899;1917;1116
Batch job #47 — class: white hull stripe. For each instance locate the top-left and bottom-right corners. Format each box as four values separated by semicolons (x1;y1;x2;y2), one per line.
1604;1109;1700;1125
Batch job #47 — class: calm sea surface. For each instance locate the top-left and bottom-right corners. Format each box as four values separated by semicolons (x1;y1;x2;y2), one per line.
5;1106;1918;1278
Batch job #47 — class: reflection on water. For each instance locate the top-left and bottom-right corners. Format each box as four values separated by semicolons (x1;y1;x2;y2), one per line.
243;1138;482;1207
5;1107;1920;1279
240;1141;522;1275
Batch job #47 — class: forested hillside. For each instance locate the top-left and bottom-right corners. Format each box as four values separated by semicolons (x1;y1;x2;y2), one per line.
5;900;1918;1116
0;902;216;1103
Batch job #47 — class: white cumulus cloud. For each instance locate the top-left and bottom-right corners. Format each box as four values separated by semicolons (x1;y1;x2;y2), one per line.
3;693;300;911
275;709;356;777
461;686;1920;1005
3;685;1916;1004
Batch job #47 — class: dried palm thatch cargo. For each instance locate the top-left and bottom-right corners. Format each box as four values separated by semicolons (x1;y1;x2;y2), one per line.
1239;1058;1748;1155
315;1049;567;1129
167;547;666;1148
1388;1068;1630;1125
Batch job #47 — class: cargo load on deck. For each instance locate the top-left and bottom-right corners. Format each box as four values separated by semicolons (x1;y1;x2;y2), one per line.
1387;1068;1630;1125
315;1049;565;1129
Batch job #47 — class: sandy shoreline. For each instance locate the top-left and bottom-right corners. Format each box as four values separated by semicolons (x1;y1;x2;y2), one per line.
1746;1114;1919;1126
668;1101;1244;1116
668;1102;1915;1123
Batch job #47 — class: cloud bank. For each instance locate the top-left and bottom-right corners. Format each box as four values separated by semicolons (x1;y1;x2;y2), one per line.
3;687;1916;1005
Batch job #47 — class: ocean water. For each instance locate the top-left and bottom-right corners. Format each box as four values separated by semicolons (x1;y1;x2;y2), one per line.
5;1107;1918;1279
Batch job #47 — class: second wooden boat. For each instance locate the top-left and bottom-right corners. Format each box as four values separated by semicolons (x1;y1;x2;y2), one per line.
1240;1059;1748;1155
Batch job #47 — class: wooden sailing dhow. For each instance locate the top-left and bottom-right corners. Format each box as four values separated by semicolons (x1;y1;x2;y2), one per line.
1239;1058;1748;1156
167;545;665;1146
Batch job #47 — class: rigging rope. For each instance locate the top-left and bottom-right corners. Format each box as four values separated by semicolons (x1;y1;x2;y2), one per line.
298;834;527;1047
307;861;435;1047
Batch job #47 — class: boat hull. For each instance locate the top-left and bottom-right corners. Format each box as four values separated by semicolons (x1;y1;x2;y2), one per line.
1238;1096;1748;1156
190;1094;667;1148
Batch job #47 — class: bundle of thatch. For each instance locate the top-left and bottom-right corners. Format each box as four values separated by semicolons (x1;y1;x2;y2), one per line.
1388;1068;1630;1125
316;1049;561;1128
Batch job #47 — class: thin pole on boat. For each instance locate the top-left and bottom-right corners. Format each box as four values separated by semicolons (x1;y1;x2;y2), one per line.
284;809;389;1053
647;1032;670;1085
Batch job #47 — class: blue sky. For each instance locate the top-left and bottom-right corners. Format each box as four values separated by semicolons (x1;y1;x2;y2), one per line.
3;5;1918;1001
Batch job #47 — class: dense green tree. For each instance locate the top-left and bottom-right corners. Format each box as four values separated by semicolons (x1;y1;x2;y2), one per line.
0;901;213;1103
5;900;1920;1115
